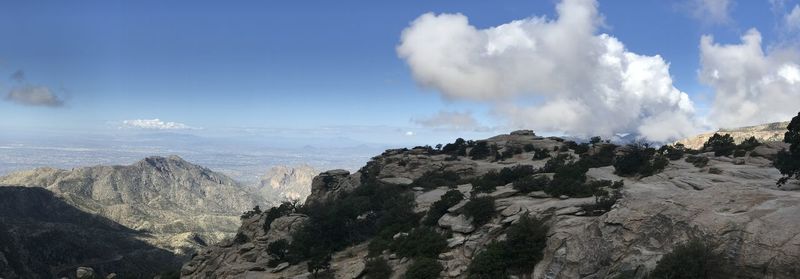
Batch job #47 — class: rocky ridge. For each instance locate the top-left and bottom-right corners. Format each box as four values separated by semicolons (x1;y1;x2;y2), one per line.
257;165;318;202
676;121;789;149
0;155;267;256
182;131;800;278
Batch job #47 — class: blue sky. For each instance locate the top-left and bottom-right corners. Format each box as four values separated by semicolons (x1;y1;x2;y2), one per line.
0;0;798;145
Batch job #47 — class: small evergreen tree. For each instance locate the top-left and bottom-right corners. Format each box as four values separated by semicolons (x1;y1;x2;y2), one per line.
703;133;735;156
777;112;800;186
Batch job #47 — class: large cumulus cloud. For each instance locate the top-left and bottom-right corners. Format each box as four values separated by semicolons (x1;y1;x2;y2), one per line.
700;29;800;128
398;0;699;141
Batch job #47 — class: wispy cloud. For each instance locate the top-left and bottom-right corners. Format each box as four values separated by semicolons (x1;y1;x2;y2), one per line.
687;0;734;25
412;110;490;131
121;119;195;130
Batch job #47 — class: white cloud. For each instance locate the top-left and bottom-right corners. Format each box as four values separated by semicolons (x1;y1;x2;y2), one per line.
5;85;64;107
405;131;415;136
689;0;733;25
700;29;800;128
785;4;800;31
122;119;194;130
397;0;699;141
412;111;482;130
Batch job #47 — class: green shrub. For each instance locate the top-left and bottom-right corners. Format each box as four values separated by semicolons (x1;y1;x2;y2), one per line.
733;149;747;157
582;188;621;216
405;257;443;279
590;136;602;144
472;165;537;193
504;215;548;274
531;147;551;160
442;138;468;156
469;141;492;160
307;252;332;277
650;240;723;279
524;144;536;152
611;180;624;189
685;155;709;168
738;136;760;151
544;162;590;197
703;133;736;156
267;239;290;267
363;257;393;279
572;143;591;154
463;196;495;226
423;190;464;226
659;144;686;160
390;227;448;259
542;153;572;173
286;163;419;265
614;144;667;177
467;215;548;277
467;241;508;278
777;112;800;186
367;237;390;257
513;175;550;193
409;170;462;190
577;143;617;168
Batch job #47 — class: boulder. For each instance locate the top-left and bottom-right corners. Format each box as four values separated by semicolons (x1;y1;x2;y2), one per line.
380;177;413;185
76;267;95;279
438;214;475;233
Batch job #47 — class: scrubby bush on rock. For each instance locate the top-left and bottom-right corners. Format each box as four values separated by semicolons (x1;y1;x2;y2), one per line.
267;239;290;267
544;161;591;197
390;227;448;259
423;190;464;226
285;164;419;267
614;143;668;177
650;239;724;279
469;141;492;160
467;215;548;277
685;155;709;168
658;144;686;160
409;169;462;190
513;175;550;193
463;196;495;226
472;165;537;193
738;136;760;151
363;257;393;279
703;133;736;156
441;138;468;156
542;153;572;173
777;112;800;186
405;257;443;279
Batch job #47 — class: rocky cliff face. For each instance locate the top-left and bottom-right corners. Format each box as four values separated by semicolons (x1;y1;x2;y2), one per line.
0;186;180;278
182;131;800;279
676;121;789;149
257;165;318;202
0;155;266;256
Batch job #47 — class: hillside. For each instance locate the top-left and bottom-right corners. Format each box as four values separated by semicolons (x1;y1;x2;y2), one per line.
0;155;267;255
182;130;800;278
0;186;180;278
676;121;789;149
257;165;318;202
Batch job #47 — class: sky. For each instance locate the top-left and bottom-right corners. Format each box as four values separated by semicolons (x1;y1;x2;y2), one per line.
1;0;799;146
